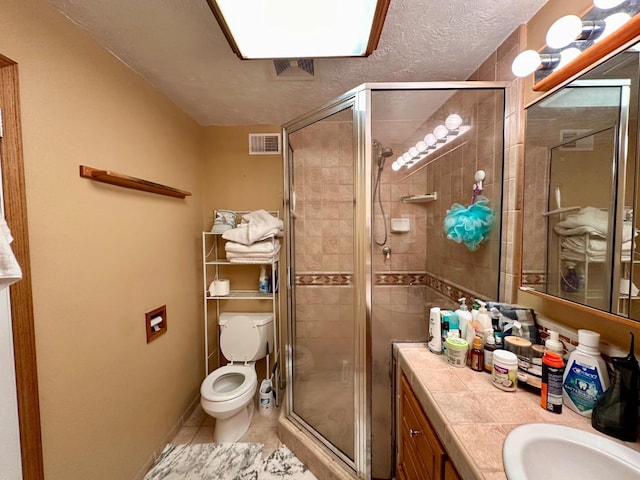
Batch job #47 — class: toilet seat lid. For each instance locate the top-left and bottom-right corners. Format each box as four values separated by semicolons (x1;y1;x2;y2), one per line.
200;364;257;402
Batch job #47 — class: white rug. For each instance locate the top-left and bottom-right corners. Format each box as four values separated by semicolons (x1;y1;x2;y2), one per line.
144;443;317;480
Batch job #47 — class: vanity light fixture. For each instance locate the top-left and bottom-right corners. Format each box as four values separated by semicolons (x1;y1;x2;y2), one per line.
512;48;581;77
205;0;390;59
391;114;470;171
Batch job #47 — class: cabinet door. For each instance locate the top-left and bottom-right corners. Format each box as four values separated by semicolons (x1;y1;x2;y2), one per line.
399;374;446;480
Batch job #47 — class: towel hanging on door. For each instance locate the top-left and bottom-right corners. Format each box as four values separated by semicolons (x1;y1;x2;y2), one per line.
0;218;22;289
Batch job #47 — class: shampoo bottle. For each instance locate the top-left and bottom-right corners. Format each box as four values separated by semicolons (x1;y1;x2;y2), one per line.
455;297;472;340
428;307;442;354
562;329;610;417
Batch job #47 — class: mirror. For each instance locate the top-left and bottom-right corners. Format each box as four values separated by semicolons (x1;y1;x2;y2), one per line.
522;41;640;319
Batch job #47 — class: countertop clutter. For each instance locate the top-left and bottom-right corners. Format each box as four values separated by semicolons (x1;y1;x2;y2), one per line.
395;343;640;480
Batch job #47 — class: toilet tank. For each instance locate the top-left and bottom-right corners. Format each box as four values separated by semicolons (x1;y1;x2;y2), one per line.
219;312;274;362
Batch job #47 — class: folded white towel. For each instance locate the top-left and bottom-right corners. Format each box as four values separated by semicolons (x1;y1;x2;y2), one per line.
222;210;283;245
229;257;278;264
0;218;22;289
225;239;280;254
554;207;636;242
226;245;281;260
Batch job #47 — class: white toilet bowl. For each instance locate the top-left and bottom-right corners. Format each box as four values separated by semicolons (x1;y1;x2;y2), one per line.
200;364;257;442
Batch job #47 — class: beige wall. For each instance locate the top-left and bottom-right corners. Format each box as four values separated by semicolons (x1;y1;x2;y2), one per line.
0;1;205;478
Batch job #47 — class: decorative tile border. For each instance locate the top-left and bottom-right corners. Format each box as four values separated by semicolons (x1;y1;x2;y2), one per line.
522;270;546;288
295;273;352;286
294;271;484;304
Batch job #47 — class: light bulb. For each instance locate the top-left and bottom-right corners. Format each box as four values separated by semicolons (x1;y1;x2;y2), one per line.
391;161;401;171
555;48;581;70
415;140;428;152
512;50;542;77
445;114;463;130
595;12;631;42
396;156;406;167
546;15;583;49
433;124;449;140
593;0;626;9
423;133;436;146
402;152;412;164
409;147;419;158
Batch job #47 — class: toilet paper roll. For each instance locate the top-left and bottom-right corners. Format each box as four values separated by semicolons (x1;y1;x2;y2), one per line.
213;279;230;296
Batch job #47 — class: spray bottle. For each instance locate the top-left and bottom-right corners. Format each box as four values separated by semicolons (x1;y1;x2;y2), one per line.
259;265;269;294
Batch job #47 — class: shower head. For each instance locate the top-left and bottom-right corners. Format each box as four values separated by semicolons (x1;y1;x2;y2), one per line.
373;140;394;168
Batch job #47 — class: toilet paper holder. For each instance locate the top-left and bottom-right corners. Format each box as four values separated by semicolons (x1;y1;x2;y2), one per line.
146;305;167;343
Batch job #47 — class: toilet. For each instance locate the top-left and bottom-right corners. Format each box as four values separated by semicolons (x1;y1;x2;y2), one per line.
200;312;274;442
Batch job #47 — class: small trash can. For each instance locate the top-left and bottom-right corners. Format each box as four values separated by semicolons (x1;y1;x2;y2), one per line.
259;379;274;415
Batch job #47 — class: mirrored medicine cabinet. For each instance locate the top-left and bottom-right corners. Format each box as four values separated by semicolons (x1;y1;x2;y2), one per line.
522;38;640;321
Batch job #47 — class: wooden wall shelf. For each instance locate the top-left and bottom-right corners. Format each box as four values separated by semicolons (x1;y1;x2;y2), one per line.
79;165;192;198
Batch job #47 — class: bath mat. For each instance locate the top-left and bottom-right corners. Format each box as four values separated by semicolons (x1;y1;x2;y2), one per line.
144;442;262;480
260;445;318;480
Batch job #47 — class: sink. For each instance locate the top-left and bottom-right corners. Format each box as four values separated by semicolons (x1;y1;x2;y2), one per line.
503;423;640;479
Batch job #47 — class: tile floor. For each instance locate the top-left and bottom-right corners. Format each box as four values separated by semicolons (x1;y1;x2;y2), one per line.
171;401;284;460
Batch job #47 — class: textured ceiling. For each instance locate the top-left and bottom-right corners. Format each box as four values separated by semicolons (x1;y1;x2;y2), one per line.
49;0;548;126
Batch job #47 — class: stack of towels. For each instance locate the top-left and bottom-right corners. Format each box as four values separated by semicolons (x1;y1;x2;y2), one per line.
222;209;283;264
554;207;636;262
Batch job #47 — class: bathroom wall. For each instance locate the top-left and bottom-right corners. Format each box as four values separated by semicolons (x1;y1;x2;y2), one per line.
0;1;204;479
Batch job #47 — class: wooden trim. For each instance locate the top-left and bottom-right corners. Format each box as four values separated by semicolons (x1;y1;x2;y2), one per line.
534;13;640;92
0;62;45;478
366;0;391;55
79;165;192;198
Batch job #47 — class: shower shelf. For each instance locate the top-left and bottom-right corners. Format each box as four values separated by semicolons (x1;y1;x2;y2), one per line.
401;193;437;203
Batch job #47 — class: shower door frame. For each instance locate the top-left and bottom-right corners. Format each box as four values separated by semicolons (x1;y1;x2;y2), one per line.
282;88;369;476
282;81;509;480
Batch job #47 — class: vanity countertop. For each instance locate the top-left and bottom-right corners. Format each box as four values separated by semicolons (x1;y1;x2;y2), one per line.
395;342;640;480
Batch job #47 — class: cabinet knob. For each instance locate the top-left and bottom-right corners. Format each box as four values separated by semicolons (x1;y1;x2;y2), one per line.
409;428;421;437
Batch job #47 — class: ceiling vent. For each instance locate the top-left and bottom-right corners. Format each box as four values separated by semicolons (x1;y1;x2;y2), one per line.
272;59;315;81
559;129;594;151
249;133;281;155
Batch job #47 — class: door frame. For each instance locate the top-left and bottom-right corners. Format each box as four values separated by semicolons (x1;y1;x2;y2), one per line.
0;52;45;480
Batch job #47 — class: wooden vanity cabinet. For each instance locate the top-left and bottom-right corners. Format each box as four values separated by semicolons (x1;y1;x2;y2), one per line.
397;374;461;480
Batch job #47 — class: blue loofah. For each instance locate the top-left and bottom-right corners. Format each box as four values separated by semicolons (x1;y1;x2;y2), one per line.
443;196;495;251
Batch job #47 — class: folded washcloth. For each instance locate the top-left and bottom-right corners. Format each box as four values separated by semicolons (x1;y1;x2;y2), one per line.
222;209;283;245
0;218;22;289
225;238;280;254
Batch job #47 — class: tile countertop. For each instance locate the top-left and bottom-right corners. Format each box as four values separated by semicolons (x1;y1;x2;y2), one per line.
395;342;640;480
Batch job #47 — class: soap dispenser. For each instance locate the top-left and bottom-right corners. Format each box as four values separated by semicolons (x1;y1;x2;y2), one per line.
455;297;472;340
592;332;639;442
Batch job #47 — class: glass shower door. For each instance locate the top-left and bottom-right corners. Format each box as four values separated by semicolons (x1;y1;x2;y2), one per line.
285;105;357;465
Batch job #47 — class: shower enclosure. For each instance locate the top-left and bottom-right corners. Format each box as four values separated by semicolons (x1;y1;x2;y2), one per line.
282;82;506;479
